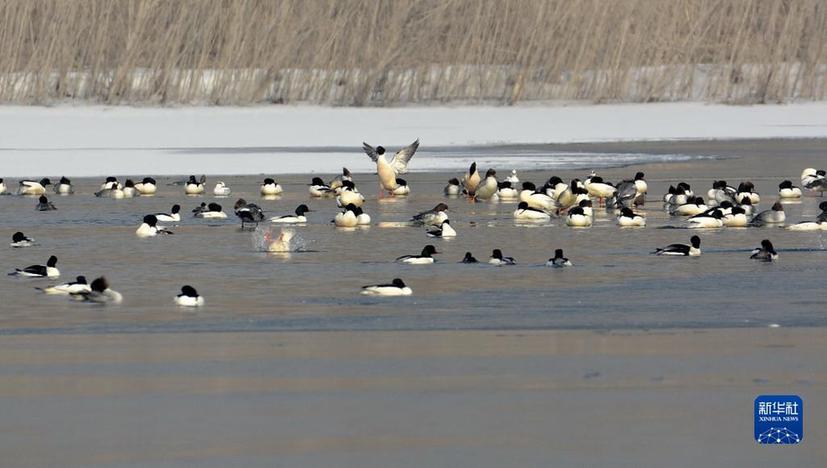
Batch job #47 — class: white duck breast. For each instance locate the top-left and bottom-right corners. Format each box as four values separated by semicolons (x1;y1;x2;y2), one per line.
474;170;499;200
520;188;556;211
585;176;617;199
488;249;516;265
54;177;73;194
175;286;205;307
444;178;461;196
309;177;332;197
336;182;365;207
462;162;481;195
617;208;646;227
100;177;118;190
426;220;456;238
513;202;550;221
363;140;419;192
136;215;173;237
195;203;227;219
565;207;592;227
18;178;50;195
354;207;371;225
121;180;137;198
777;180;802;199
396;245;438;264
135;177;157;195
37;276;91;295
334;207;358;227
213;181;232;196
185;176;206;195
155;205;181;223
10;232;35;248
672;198;707;216
10;255;60;278
722;208;749;227
392;178;411;196
260;178;284;196
497;182;519;199
361;278;413;296
688;210;724;228
0;179;6;194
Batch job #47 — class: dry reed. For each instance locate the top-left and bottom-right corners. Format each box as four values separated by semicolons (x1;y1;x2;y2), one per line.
0;0;825;106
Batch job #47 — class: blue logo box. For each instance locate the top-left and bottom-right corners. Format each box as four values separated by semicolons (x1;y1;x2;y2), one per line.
755;395;803;444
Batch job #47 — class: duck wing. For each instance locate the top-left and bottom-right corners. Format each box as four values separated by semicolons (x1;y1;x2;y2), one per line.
391;139;419;174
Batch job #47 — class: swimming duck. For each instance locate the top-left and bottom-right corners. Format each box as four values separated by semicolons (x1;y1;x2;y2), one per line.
71;276;123;304
786;220;827;231
396;245;438;264
489;249;516;266
361;278;413;296
653;235;701;256
804;170;827;195
9;255;59;278
617;207;646;227
474;169;499;201
234;198;265;228
184;175;206;195
565;206;592;227
54;176;73;194
336;180;365;208
155;204;181;223
750;202;785;226
10;232;35;248
513;201;550;221
354;206;371;225
444;178;461;196
362;139;420;194
426;220;456;238
505;170;520;184
35;195;57;211
36;276;90;295
801;168;824;188
213;181;232;197
735;181;760;205
778;180;802;199
136;215;174;237
687;209;724;228
194;202;227;219
95;182;124;199
122;179;137;198
750;239;778;262
17;178;51;195
392;178;411;196
722;206;749;227
308;177;332;197
175;285;205;307
410;203;449;226
546;249;572;267
497;181;519;199
271;204;311;224
520;182;557;211
100;176;119;190
334;204;359;227
260;177;283;196
0;178;6;194
670;197;707;216
135;177;157;195
585;175;617;204
707;180;737;206
460;252;479;263
737;198;755;216
462;162;481;196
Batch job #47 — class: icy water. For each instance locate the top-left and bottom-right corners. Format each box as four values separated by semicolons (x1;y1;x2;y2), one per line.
1;139;826;333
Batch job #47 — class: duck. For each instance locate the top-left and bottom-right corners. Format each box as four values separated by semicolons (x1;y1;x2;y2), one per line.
489;249;516;266
803;170;827;195
54;176;73;194
801;168;824;188
354;206;372;225
462;162;481;196
17;178;51;195
234;199;265;228
136;215;174;237
260;177;283;196
722;206;749;227
95;182;124;199
335;180;365;208
653;235;701;256
392;178;411;196
36;276;90;295
474;169;499;201
308;177;332;197
735;182;760;205
585;175;617;204
707;180;737;206
175;285;205;307
617;207;646;227
361;278;413;296
266;228;295;252
9;255;60;278
670;197;707;216
194;202;227;219
778;180;802;199
444;178;461;196
543;176;567;199
362;139;420;195
750;239;778;262
546;249;572;267
520;182;557;211
513;201;550;221
565;206;592;227
505;169;520;184
35;195;57;211
426;220;456;238
328;167;353;193
0;178;6;194
122;179;137;198
155;204;181;223
410;203;449;226
786;220;827;231
687;209;724;228
632;172;647;202
750;202;785;226
213;181;232;197
334;204;359;227
184;175;206;195
396;245;438;264
553;180;581;210
737;198;755;216
10;232;35;248
497;181;519;199
71;276;123;304
100;176;119;190
817;201;827;222
271;204;311;224
135;177;157;195
460;252;479;263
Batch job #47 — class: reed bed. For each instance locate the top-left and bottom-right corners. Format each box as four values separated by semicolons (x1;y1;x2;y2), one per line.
0;0;825;105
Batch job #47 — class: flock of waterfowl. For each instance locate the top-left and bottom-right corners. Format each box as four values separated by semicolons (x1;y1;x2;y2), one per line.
4;140;826;300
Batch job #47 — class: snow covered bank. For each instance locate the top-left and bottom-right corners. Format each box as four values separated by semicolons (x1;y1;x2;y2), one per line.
0;102;825;177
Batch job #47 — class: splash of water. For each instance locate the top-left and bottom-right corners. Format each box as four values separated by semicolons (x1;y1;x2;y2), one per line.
252;225;307;253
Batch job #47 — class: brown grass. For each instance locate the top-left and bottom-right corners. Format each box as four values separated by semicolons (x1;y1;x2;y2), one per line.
0;0;825;105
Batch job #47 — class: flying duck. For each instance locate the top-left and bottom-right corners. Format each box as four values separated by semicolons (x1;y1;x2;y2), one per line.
362;139;420;194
